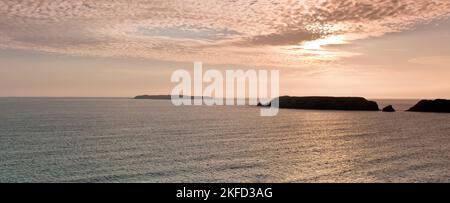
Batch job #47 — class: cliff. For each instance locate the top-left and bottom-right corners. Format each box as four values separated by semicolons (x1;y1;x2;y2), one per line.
266;96;379;111
134;95;172;99
134;95;211;100
407;99;450;113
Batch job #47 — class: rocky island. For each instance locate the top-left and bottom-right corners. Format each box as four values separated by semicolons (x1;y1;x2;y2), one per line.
382;105;396;112
134;95;172;99
134;95;212;100
263;96;379;111
407;99;450;113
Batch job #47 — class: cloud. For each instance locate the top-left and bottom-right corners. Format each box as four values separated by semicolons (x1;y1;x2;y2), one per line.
243;29;321;46
0;0;449;67
409;56;450;66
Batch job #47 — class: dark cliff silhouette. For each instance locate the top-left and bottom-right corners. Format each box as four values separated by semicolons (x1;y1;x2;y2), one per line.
134;95;172;99
134;95;211;100
265;96;379;111
407;99;450;113
382;105;395;112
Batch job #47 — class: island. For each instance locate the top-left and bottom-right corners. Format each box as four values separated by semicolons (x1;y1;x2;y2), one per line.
134;95;212;100
382;105;396;112
262;96;379;111
134;95;172;100
407;99;450;113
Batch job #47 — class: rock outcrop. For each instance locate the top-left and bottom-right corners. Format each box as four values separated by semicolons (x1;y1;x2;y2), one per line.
382;105;395;112
134;95;211;100
407;99;450;113
134;95;172;99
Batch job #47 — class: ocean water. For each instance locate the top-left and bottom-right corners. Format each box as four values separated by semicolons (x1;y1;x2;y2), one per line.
0;98;449;183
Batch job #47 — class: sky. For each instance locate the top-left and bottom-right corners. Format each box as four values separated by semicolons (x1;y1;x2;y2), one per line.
0;0;450;98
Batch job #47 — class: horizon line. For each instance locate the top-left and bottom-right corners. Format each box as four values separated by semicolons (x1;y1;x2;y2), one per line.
0;96;445;100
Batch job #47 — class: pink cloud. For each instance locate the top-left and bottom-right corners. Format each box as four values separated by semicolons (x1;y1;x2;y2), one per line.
0;0;449;67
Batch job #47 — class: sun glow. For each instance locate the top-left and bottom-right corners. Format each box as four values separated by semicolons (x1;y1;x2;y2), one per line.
300;35;348;50
281;35;355;62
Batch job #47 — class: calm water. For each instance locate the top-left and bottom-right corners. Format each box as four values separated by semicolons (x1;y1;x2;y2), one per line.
0;98;449;183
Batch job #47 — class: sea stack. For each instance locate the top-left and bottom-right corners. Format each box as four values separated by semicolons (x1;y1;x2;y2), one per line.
407;99;450;113
267;96;379;111
382;105;395;112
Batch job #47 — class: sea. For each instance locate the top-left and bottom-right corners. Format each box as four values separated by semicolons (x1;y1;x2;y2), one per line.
0;98;449;183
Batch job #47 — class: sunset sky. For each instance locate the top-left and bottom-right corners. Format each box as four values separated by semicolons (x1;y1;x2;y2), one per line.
1;0;450;98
